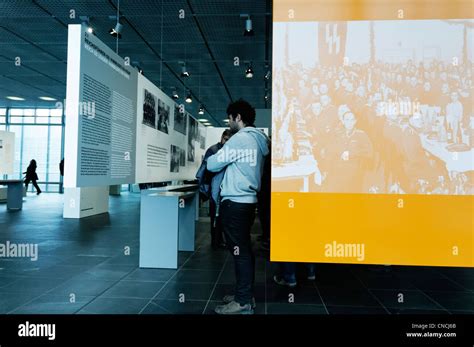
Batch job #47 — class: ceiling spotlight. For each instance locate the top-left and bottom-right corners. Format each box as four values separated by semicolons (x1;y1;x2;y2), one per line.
198;118;208;122
203;123;212;126
80;16;94;34
241;14;254;36
185;93;192;103
223;119;230;123
264;93;270;101
39;96;57;101
6;96;25;101
245;64;254;78
198;105;205;115
180;61;190;78
172;89;179;99
264;68;271;80
109;21;123;38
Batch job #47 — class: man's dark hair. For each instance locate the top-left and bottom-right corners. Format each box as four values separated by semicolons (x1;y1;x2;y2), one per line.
221;129;232;138
226;99;256;126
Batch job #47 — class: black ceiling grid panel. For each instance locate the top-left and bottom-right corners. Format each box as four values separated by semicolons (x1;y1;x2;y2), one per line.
264;0;271;108
0;1;271;118
191;0;270;110
186;0;234;106
110;0;222;126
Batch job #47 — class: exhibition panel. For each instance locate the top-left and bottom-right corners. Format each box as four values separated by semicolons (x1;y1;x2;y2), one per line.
64;25;138;188
136;74;205;183
271;0;474;267
64;24;205;190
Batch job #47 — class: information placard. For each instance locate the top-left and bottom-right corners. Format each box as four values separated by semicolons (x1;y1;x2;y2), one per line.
64;24;137;187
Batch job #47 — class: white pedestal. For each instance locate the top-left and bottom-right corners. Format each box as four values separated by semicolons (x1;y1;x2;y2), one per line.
139;188;197;269
63;186;109;219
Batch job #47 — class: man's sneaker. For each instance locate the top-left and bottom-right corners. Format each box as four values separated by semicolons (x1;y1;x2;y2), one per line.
307;274;316;280
222;295;256;309
214;301;254;315
273;275;297;287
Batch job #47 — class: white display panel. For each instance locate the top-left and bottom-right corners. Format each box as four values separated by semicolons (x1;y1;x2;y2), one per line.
0;130;15;175
135;74;205;183
64;24;138;188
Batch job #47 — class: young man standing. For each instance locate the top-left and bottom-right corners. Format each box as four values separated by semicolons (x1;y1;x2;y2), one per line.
207;99;269;314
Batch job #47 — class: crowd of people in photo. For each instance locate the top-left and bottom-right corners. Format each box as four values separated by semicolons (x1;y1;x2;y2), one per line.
273;59;474;195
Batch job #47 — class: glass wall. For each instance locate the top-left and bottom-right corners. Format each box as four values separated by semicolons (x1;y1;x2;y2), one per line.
0;107;64;192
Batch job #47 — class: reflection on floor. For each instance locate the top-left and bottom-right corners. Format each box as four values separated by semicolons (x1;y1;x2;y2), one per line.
0;192;472;314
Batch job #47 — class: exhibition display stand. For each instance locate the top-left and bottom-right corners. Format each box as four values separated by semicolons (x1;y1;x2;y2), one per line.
0;180;24;210
139;185;198;269
63;186;109;219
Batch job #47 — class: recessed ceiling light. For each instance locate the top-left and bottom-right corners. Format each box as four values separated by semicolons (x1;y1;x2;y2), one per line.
6;96;25;101
198;118;208;122
245;65;254;78
185;93;192;103
203;123;212;126
180;62;190;78
39;96;57;101
223;119;230;123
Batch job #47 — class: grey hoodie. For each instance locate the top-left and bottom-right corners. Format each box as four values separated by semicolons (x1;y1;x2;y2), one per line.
207;127;270;204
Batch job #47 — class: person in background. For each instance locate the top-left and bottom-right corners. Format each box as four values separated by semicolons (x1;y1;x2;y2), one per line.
59;158;64;194
196;129;232;250
207;99;270;315
274;263;316;287
23;159;41;195
59;158;64;177
446;91;463;144
323;111;373;193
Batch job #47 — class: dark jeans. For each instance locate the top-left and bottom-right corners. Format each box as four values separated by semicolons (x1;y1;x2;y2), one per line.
209;198;224;246
220;199;256;305
281;263;315;283
24;179;41;194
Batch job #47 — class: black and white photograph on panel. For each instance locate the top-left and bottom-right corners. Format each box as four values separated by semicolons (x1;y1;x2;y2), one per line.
174;104;187;135
142;89;157;129
199;128;206;149
179;147;185;166
170;145;180;173
157;99;169;134
187;116;197;162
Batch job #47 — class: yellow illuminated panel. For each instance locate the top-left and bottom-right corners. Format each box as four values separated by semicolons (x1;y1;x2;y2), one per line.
271;0;473;267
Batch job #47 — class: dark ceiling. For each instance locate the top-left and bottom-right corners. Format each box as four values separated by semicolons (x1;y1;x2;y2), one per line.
0;0;272;126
